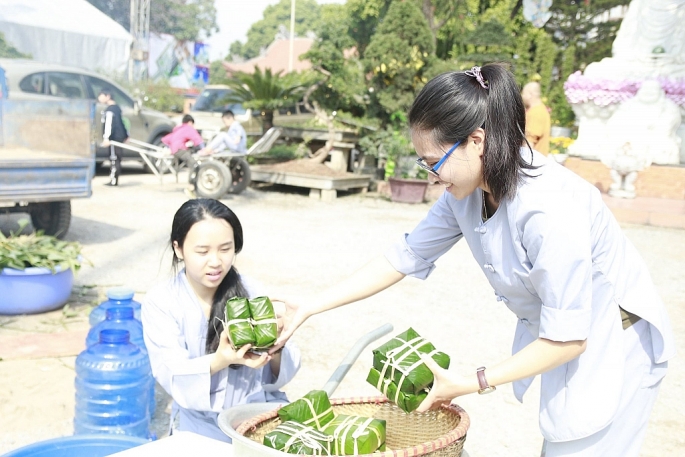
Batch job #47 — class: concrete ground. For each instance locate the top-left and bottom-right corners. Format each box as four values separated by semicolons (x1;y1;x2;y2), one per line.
1;164;683;456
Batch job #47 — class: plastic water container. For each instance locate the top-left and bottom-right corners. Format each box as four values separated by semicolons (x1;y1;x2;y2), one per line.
75;329;151;438
0;434;148;457
85;307;155;418
89;287;142;327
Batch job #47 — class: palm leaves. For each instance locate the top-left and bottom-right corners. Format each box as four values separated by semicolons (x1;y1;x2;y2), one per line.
221;67;303;110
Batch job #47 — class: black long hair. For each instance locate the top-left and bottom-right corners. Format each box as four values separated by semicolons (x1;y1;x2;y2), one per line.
408;63;536;202
170;198;249;354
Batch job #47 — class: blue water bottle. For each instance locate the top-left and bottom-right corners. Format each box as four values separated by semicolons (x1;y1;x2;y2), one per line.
75;329;151;438
86;307;156;418
90;287;142;327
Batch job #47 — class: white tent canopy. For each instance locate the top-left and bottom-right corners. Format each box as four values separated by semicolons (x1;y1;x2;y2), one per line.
0;0;132;72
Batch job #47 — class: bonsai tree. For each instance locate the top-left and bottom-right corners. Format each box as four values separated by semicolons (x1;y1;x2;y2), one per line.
220;67;304;134
358;112;417;180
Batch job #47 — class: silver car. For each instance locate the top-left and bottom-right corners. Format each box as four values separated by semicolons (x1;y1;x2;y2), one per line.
0;58;175;164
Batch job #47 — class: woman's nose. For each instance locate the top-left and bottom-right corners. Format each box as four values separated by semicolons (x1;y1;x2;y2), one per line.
428;174;440;184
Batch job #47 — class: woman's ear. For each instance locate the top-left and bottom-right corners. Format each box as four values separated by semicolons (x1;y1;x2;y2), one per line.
172;241;183;260
469;128;486;156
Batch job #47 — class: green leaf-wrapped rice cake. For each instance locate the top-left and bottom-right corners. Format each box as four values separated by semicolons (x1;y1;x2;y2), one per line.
323;415;386;455
263;421;333;455
366;368;428;413
278;390;335;430
371;327;450;394
225;297;255;348
248;296;278;348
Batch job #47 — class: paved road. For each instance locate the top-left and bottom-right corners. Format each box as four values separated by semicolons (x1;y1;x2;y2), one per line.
1;166;683;456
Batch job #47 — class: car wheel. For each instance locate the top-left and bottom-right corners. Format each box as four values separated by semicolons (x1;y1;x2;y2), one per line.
28;201;71;239
195;161;231;199
226;158;251;194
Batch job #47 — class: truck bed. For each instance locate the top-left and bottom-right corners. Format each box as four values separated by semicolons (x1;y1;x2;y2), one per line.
0;99;96;203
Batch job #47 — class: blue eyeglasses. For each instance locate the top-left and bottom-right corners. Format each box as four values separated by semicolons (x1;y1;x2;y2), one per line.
415;140;461;177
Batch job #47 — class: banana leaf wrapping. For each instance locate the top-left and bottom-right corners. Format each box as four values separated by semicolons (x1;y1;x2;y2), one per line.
277;390;335;430
225;297;255;348
366;368;427;414
248;296;278;348
322;415;386;455
371;327;450;395
263;421;333;455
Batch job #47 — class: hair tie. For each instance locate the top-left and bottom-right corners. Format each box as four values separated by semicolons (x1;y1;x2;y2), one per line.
465;66;489;90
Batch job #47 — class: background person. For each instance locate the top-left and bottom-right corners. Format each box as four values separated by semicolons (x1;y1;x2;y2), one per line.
142;198;300;442
98;88;128;186
198;110;247;156
521;81;551;155
273;64;674;457
162;114;205;155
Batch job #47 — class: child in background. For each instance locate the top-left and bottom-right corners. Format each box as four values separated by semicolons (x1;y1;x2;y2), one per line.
162;114;205;155
142;198;300;442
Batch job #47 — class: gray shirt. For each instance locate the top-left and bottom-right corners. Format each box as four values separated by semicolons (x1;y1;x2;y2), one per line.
384;149;674;442
207;122;247;154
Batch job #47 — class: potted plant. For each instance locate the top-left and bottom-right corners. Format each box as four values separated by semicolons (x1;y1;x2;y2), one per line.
549;136;575;164
359;120;428;204
0;220;85;315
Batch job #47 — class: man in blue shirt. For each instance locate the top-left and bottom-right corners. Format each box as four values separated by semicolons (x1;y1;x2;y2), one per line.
198;110;247;156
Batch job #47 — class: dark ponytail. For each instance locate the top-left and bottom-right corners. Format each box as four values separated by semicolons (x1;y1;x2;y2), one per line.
170;198;249;354
408;62;536;201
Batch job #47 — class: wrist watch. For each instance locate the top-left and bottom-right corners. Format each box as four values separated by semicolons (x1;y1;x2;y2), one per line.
476;366;496;395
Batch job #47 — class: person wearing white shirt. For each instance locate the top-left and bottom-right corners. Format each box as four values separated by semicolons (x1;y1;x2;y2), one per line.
142;199;300;442
273;64;675;456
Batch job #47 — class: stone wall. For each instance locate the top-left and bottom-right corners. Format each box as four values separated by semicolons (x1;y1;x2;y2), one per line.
564;157;685;199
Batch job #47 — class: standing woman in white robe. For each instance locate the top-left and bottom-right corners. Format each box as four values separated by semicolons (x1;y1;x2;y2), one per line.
272;64;675;456
142;199;301;442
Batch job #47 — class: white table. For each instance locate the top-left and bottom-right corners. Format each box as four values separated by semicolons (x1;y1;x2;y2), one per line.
110;431;233;456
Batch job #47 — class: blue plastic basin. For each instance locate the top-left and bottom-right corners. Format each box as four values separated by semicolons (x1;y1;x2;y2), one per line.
0;266;73;315
1;434;148;457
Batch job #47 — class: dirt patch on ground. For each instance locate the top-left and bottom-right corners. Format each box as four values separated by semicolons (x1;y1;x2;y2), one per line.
253;159;354;177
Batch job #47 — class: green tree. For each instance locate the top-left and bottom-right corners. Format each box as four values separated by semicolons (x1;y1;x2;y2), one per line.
220;67;303;133
0;32;30;58
86;0;217;41
544;0;629;70
302;4;367;116
364;0;435;122
234;0;321;60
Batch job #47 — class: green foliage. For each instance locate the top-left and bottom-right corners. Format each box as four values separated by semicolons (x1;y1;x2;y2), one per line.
221;67;303;111
138;81;184;113
115;79;184;113
364;0;434;121
0;220;84;273
544;0;629;69
234;0;321;59
532;31;557;95
358;123;415;179
87;0;217;41
265;143;304;160
0;32;30;58
302;5;368;116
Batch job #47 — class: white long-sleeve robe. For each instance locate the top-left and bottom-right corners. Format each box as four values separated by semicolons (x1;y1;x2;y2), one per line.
142;270;301;442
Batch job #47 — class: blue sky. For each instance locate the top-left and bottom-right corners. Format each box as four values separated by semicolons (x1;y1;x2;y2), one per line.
205;0;345;61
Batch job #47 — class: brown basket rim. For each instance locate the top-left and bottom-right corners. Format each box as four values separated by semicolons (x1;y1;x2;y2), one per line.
236;395;470;457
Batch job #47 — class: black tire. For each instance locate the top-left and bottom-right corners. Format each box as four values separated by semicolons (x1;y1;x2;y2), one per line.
29;201;71;239
227;157;251;194
195;161;232;199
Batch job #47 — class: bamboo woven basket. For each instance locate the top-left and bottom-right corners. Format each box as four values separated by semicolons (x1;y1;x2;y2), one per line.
236;396;470;456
